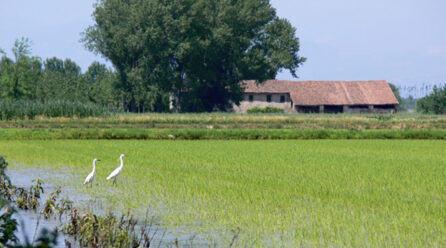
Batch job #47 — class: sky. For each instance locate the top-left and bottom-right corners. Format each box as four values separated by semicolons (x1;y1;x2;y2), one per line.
1;0;445;97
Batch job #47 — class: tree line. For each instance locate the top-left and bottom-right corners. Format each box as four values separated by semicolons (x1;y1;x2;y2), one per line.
416;85;446;114
0;38;119;108
1;1;306;113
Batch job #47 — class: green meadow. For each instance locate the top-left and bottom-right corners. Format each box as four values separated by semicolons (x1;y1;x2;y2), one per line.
1;139;445;247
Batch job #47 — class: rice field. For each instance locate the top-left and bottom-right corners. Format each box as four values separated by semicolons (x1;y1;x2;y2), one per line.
1;140;445;247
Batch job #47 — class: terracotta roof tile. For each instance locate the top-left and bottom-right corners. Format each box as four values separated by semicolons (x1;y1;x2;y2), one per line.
241;80;399;106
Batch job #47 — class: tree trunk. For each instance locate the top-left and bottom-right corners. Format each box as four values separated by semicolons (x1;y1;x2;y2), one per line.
121;94;126;112
130;96;137;112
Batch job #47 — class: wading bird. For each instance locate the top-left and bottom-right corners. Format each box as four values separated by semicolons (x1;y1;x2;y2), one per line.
84;158;100;187
106;154;126;185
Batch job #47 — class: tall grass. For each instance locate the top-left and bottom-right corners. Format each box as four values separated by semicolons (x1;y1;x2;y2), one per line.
0;99;120;120
1;140;446;247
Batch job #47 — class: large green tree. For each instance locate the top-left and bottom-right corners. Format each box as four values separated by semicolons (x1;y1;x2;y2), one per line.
82;0;305;112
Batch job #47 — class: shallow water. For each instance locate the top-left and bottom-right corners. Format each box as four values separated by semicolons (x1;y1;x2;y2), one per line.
6;166;215;247
8;168;75;247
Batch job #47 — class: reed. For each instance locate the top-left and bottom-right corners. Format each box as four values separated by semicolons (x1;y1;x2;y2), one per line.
0;99;120;120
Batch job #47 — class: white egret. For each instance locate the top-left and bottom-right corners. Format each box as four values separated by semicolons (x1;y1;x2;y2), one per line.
84;158;100;187
106;154;127;185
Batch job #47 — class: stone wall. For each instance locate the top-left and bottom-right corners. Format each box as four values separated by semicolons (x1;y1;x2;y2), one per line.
233;93;295;113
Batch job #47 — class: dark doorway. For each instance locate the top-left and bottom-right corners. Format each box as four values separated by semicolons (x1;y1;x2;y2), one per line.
296;106;319;113
374;105;395;109
324;105;344;114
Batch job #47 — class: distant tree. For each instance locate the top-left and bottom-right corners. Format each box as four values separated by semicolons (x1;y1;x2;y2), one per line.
84;61;119;106
0;39;121;109
82;0;306;112
388;83;402;104
416;85;446;114
400;95;417;111
0;38;42;100
38;57;86;101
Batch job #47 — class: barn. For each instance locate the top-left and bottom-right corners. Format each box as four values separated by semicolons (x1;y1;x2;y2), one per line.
234;80;399;113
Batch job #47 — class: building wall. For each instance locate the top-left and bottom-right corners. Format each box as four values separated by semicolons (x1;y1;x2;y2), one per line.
233;93;295;113
233;94;398;114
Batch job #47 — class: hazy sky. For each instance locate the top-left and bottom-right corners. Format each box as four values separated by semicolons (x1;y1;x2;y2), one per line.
1;0;445;93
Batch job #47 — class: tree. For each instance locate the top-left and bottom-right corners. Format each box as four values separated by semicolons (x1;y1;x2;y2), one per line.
38;57;86;101
388;83;404;111
416;85;446;114
388;83;402;104
84;61;119;106
82;0;305;112
0;38;42;100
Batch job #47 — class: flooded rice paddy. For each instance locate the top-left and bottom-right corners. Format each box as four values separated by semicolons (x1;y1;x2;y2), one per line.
1;139;446;247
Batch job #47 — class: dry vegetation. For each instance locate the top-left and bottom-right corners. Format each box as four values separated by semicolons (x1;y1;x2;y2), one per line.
0;113;446;130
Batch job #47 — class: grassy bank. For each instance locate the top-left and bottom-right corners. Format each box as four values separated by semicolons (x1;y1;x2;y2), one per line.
1;140;445;247
1;113;446;129
1;128;446;140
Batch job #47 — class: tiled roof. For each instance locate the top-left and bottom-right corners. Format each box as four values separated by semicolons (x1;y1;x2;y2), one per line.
241;80;399;106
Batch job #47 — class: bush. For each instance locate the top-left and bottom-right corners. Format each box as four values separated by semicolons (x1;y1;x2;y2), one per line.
247;106;285;114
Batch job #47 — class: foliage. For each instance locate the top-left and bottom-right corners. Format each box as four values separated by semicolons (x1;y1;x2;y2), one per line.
0;157;14;202
84;62;120;106
42;187;61;219
0;38;120;110
83;0;305;112
247;106;285;113
0;156;59;247
0;205;19;245
388;82;406;112
0;38;42;100
62;209;157;248
416;85;446;114
0;99;120;120
15;178;43;211
2;141;446;247
0;156;18;245
388;83;402;104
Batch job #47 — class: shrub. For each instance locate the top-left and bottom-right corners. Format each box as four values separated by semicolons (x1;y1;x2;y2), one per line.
247;106;284;114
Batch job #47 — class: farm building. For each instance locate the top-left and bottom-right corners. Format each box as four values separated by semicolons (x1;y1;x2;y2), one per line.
233;80;399;113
